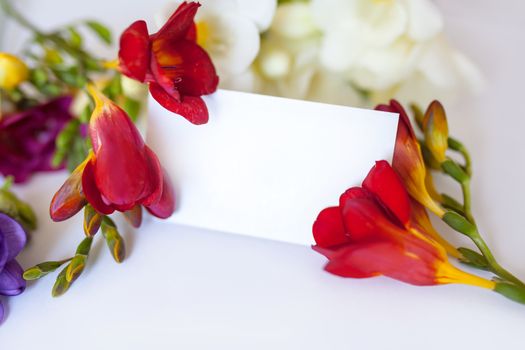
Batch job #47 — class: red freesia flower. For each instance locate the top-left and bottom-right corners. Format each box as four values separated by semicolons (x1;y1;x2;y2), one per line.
50;86;174;221
118;1;218;125
312;160;492;289
375;100;445;217
0;96;73;183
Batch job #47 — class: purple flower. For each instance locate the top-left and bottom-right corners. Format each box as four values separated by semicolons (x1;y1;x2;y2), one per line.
0;212;27;323
0;96;73;183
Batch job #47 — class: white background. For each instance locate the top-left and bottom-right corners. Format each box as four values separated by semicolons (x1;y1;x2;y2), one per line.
1;0;525;349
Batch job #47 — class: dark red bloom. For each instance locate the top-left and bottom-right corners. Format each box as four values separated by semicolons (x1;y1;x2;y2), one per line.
119;2;218;125
49;86;175;221
312;161;492;289
0;96;73;183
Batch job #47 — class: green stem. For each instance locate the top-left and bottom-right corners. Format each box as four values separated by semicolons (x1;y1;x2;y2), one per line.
470;232;525;289
448;137;472;176
460;179;476;224
458;174;525;288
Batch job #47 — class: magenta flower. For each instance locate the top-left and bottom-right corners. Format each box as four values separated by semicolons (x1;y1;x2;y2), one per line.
0;213;27;323
0;96;73;183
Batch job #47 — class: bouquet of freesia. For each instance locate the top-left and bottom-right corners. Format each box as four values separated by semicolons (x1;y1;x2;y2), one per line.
0;0;522;327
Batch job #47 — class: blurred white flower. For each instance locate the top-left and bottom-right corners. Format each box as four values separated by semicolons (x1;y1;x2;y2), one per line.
390;35;485;107
311;0;442;90
310;0;483;106
156;0;276;90
252;2;319;100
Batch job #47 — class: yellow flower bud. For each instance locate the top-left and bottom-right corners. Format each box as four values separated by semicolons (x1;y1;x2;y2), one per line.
423;100;449;164
0;53;29;89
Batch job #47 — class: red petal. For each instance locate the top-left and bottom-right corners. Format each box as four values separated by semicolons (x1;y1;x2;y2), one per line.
313;207;349;248
89;101;151;209
152;2;200;43
149;83;209;125
118;20;150;82
375;100;416;139
49;160;88;221
140;146;163;206
146;169;175;219
341;196;397;242
362;160;411;227
151;39;218;96
82;156;114;215
323;241;436;285
339;187;374;208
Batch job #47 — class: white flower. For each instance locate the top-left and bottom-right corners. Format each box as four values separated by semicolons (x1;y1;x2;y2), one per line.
390;35;485;107
311;0;442;89
252;2;320;100
156;0;276;90
310;0;482;105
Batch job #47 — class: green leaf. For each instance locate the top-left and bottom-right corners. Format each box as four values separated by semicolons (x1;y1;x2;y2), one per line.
54;66;86;88
102;75;122;100
67;27;83;48
30;68;48;87
66;136;89;173
86;21;112;45
41;83;62;97
122;97;141;122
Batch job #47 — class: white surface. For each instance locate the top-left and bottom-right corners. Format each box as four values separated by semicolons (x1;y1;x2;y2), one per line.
1;0;525;349
147;90;398;245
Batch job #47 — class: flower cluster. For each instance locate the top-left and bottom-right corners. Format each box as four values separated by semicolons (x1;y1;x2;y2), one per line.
156;0;483;108
0;0;218;299
313;100;525;305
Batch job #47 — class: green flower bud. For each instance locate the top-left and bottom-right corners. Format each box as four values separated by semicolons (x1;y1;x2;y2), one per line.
66;254;87;283
52;267;71;297
23;260;69;280
83;205;102;236
443;211;477;237
101;217;126;263
441;159;469;184
494;283;525;304
457;247;489;270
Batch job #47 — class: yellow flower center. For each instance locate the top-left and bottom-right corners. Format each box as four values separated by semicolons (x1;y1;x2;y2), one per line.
196;21;210;49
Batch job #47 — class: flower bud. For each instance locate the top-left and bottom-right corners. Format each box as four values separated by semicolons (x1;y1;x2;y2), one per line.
50;157;89;221
23;260;68;280
101;217;126;263
123;205;142;228
423;101;449;164
0;53;29;89
442;211;477;237
83;205;102;236
65;237;93;283
441;159;469;184
494;282;525;304
52;267;71;297
65;254;87;283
